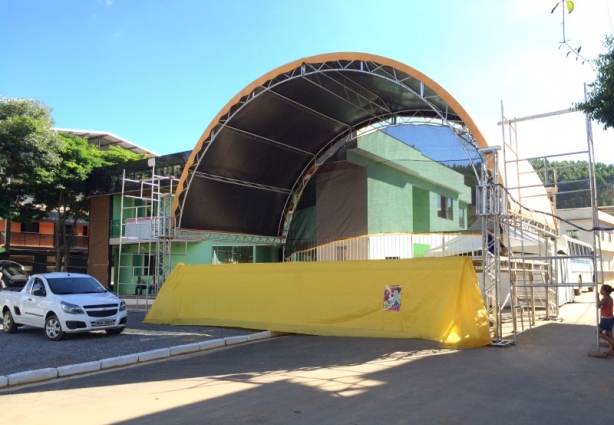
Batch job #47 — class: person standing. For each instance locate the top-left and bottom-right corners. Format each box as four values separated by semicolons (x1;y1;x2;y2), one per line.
148;276;157;295
589;284;614;358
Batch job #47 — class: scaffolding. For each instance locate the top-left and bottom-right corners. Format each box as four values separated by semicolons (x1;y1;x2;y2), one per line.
495;90;601;345
115;160;186;309
475;146;512;345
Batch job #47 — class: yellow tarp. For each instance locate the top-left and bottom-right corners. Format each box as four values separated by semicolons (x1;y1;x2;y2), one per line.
144;257;491;349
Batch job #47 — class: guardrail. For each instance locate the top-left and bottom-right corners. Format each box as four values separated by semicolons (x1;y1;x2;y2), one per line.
0;232;88;249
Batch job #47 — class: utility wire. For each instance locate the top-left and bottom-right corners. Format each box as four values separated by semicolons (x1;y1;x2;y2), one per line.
497;183;613;232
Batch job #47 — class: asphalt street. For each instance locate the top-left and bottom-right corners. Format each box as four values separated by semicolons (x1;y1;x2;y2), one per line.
0;309;254;376
0;292;609;425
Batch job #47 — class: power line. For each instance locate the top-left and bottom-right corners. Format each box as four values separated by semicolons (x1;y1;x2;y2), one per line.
497;183;613;232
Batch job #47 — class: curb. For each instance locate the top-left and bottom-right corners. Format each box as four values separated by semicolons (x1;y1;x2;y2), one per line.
0;330;284;389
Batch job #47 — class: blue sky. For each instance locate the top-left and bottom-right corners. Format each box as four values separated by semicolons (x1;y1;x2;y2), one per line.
1;0;613;162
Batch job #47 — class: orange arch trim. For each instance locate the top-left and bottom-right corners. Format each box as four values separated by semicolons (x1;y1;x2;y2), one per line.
173;52;490;224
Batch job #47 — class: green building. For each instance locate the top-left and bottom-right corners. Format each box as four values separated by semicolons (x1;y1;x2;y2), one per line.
87;129;472;295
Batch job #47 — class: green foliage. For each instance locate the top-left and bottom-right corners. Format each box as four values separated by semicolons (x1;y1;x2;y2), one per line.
29;132;146;270
551;0;575;14
0;97;63;220
100;145;148;166
577;35;614;128
28;133;146;220
530;159;614;208
1;95;146;270
31;133;103;217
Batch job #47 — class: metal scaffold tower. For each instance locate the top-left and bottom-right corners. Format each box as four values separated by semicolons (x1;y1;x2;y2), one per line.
494;89;601;345
155;192;174;291
116;159;185;308
476;146;512;345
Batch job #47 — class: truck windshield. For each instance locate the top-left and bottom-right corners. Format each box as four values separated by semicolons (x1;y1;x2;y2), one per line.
46;277;107;295
2;264;26;278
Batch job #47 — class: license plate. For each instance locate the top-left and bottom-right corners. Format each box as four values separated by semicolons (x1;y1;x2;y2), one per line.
93;319;114;326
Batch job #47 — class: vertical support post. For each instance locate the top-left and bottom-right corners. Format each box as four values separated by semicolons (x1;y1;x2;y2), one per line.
116;169;126;295
477;146;510;346
584;84;602;345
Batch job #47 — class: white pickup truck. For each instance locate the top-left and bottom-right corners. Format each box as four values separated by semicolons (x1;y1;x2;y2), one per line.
1;272;127;341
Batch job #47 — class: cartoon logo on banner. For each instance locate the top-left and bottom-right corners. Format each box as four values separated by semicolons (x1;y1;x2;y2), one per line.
383;285;401;311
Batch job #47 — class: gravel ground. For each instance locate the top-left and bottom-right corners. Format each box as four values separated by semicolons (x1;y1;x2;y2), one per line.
0;309;255;376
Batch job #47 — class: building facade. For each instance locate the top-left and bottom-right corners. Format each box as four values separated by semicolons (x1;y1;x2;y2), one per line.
0;217;89;275
87;129;472;295
287;129;472;260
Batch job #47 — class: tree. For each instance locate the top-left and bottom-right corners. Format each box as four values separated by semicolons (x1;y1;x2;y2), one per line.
0;97;63;221
577;35;614;129
530;159;614;208
29;133;147;271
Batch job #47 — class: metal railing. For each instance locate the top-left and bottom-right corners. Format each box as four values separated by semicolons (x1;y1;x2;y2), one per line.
288;232;477;262
0;231;88;249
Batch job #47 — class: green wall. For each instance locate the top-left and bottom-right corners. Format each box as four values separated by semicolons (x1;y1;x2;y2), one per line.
256;246;277;262
347;131;471;234
413;187;430;232
412;243;431;258
366;160;413;234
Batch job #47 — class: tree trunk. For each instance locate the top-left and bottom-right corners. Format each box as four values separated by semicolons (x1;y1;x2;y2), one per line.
54;190;65;271
62;215;79;272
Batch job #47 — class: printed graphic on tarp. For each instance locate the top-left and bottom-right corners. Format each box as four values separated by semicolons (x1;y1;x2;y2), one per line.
384;285;402;311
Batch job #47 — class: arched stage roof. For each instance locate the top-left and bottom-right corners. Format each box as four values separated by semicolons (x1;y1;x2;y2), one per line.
174;52;490;238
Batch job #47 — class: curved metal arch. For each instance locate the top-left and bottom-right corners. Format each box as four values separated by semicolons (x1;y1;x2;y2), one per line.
275;66;483;238
276;118;482;239
174;53;491;236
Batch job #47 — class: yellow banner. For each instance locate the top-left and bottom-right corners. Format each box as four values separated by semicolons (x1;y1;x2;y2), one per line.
145;257;490;349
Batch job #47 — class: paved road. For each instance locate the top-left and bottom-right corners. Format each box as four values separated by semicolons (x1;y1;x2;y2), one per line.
0;309;253;376
0;294;610;425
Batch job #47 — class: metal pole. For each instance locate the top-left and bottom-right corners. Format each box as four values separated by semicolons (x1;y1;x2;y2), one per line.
117;169;126;296
584;84;602;347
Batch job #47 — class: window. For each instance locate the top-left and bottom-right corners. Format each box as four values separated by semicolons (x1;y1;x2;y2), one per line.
459;207;465;228
21;222;40;233
437;195;453;220
30;279;45;296
212;246;254;264
566;230;579;239
143;254;155;276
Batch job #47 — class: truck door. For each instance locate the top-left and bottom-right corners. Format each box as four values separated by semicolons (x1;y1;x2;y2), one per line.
22;278;48;327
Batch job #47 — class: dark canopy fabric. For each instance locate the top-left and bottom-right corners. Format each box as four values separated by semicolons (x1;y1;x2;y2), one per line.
174;53;489;238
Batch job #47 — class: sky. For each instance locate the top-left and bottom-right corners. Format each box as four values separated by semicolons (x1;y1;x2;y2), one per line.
1;0;613;163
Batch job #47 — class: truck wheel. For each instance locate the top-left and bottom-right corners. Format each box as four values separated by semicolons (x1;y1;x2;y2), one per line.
3;310;17;333
44;315;66;341
105;327;125;335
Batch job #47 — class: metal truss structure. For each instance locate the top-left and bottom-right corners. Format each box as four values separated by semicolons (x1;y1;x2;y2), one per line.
116;164;184;306
176;57;485;241
476;146;508;345
495;93;601;346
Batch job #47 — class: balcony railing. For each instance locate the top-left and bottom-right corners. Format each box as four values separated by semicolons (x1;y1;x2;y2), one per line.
110;218;157;240
0;232;89;250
